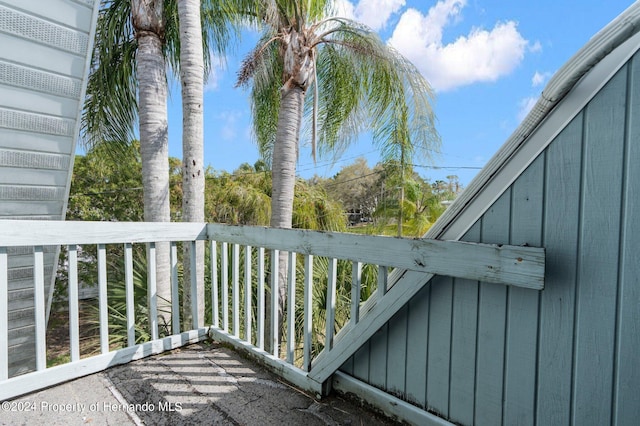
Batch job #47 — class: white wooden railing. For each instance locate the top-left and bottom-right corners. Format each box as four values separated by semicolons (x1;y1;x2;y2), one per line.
206;224;545;395
0;221;545;401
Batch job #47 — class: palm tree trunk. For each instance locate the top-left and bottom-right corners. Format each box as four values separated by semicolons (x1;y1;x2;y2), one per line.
268;85;305;350
133;0;172;332
178;0;205;329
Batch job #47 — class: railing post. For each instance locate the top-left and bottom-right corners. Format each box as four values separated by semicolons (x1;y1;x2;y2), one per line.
171;242;180;335
244;245;252;344
257;247;265;350
0;247;8;380
147;243;158;341
221;242;229;332
325;258;337;352
286;252;296;364
303;255;313;372
124;243;135;347
232;244;239;338
68;245;80;361
351;262;362;325
271;249;279;357
97;244;109;354
34;246;46;370
378;265;388;295
210;240;218;329
190;240;198;329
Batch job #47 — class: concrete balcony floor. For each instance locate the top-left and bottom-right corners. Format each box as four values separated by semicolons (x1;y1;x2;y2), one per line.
1;343;396;425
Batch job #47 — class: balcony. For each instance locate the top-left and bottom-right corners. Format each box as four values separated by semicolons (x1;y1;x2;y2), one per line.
0;220;544;423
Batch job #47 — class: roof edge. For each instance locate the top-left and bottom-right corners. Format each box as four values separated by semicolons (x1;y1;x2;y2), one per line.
425;2;640;241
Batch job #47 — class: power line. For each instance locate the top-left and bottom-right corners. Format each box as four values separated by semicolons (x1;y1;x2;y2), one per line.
410;164;483;170
320;169;384;189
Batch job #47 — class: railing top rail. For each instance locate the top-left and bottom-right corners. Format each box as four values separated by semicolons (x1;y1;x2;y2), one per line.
0;220;208;246
0;221;544;288
207;223;545;289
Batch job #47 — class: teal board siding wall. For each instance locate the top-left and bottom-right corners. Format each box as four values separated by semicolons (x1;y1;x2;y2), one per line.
341;50;640;426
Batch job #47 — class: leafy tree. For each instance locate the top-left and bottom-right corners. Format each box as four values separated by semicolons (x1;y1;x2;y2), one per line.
204;162;346;230
321;157;381;224
68;143;143;222
68;141;183;221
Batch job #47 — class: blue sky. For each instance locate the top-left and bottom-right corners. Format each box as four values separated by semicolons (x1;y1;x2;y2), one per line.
165;0;635;186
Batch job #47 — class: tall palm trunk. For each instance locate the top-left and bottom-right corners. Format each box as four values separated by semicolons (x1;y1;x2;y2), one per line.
178;0;205;328
268;85;305;349
132;0;172;331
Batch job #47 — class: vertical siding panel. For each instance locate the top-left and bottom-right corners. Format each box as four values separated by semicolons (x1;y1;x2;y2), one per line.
573;67;626;426
449;221;481;425
614;54;640;425
369;324;388;389
353;341;370;382
405;284;430;407
537;115;583;425
340;356;354;375
504;156;544;426
426;275;453;417
386;305;408;398
475;190;510;426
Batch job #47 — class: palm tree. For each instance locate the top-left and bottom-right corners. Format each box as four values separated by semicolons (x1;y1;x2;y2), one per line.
82;0;172;329
177;0;205;327
82;0;238;331
236;0;439;345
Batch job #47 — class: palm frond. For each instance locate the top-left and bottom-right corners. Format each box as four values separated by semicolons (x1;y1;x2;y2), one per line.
246;38;283;164
81;0;137;150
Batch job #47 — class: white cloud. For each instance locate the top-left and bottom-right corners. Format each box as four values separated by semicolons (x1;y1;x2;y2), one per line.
387;0;529;92
204;55;226;92
215;110;243;141
517;96;538;122
205;69;221;92
355;0;405;30
333;0;356;19
529;40;542;53
532;71;551;87
333;0;404;31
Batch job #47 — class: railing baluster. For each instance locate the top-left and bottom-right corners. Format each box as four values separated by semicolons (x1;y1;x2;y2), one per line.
303;255;313;372
232;244;240;338
287;252;296;364
325;257;337;352
221;242;229;332
351;262;362;325
378;265;388;296
257;247;265;350
271;249;279;357
190;240;198;329
244;245;252;344
170;242;180;335
68;245;80;360
97;244;109;354
211;240;218;328
124;243;135;347
147;242;158;341
34;246;47;369
0;247;8;380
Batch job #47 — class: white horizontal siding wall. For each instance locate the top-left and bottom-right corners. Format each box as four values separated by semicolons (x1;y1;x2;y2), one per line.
0;0;99;376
